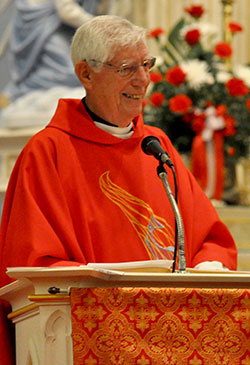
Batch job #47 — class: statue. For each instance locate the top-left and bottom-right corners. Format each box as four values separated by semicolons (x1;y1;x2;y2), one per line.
0;0;117;127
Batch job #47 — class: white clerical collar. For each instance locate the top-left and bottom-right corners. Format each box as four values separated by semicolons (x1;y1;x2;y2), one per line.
94;121;134;139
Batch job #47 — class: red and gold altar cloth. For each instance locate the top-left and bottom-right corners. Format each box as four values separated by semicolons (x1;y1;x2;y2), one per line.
70;287;250;365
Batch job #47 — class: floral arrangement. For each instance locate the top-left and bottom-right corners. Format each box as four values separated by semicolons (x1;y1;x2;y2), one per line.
144;4;250;200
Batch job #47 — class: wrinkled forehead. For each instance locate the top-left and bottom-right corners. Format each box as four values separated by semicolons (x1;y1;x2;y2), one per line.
109;42;149;64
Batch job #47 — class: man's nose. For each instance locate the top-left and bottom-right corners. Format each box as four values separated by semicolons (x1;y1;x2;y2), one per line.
131;66;150;85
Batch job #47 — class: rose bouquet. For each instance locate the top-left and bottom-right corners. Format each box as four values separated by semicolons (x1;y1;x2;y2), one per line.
144;4;250;200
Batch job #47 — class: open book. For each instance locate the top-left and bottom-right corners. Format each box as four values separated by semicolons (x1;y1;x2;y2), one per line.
86;260;173;273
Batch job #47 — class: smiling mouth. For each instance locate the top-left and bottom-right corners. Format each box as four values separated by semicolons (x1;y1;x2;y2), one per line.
122;93;143;100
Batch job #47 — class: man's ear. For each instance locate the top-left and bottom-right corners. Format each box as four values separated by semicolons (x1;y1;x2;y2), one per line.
75;61;92;89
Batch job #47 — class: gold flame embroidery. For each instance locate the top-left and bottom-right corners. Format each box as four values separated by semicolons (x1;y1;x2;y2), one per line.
99;171;175;260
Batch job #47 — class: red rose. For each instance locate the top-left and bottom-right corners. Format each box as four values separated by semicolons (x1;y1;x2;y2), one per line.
229;22;243;33
205;100;213;108
223;115;236;136
215;104;227;116
214;42;232;59
192;114;205;134
148;28;164;38
169;94;192;114
226;78;249;96
166;66;186;86
227;147;236;156
185;29;201;46
150;71;163;83
149;92;165;107
246;99;250;112
184;5;204;18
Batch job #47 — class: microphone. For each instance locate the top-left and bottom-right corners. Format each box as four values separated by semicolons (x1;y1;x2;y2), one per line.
141;135;186;272
141;136;174;167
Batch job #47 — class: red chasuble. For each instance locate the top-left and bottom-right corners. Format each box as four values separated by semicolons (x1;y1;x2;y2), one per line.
0;99;237;363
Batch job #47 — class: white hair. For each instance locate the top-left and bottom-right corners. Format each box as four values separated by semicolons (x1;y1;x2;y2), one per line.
71;15;147;68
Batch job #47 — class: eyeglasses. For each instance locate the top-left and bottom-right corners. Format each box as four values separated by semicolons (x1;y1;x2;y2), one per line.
85;57;156;78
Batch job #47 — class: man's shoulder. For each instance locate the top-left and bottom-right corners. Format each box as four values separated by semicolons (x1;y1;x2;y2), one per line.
19;126;66;160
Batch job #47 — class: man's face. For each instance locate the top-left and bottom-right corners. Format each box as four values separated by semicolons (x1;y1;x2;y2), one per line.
86;43;151;127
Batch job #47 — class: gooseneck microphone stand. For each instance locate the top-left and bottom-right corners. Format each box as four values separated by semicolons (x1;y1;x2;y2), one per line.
157;162;186;273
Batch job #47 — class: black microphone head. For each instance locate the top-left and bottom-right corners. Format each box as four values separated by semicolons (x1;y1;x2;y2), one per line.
141;136;161;156
141;135;174;167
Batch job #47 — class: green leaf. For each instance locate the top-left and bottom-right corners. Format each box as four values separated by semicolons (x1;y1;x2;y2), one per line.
167;18;187;58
